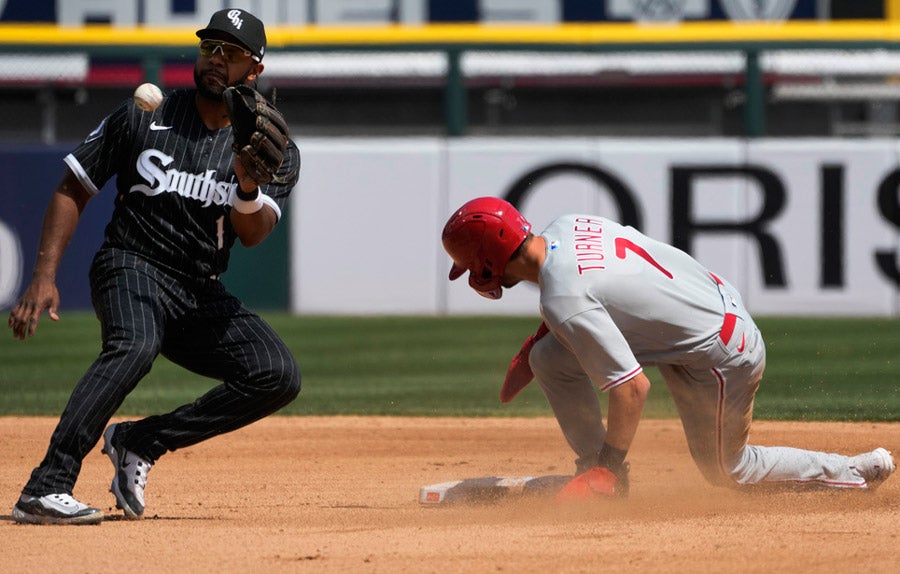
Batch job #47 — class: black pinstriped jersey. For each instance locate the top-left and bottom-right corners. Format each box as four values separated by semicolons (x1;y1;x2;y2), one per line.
64;88;301;279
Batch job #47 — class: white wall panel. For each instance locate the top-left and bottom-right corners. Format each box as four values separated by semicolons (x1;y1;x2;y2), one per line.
746;140;897;315
289;137;900;317
291;138;443;313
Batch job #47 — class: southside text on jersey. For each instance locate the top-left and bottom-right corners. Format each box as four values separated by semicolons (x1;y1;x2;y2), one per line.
130;148;238;208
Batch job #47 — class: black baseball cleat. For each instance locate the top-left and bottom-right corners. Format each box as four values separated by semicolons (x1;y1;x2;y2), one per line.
12;493;104;525
102;423;153;519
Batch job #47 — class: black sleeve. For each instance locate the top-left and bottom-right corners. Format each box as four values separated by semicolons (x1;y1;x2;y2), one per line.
259;139;301;217
66;100;135;193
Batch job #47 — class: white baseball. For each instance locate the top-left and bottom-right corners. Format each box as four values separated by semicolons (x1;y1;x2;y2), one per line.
134;82;163;112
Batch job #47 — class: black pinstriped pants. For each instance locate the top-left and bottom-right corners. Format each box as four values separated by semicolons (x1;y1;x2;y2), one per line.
22;247;301;497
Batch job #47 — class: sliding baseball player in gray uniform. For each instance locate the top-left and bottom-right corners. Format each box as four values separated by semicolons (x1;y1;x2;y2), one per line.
442;197;894;500
8;9;300;524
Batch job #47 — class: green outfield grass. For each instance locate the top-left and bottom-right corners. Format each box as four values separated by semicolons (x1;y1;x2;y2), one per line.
0;313;897;421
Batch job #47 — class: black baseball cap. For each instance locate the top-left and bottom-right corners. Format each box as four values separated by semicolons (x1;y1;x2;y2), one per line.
196;9;266;61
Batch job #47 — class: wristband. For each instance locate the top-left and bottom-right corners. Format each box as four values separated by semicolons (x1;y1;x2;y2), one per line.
233;188;264;214
597;443;628;470
236;187;259;201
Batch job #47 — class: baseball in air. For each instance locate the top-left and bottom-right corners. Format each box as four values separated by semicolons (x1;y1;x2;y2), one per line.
134;82;164;112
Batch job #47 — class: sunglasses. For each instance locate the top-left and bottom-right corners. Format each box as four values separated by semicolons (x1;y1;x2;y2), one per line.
199;39;257;63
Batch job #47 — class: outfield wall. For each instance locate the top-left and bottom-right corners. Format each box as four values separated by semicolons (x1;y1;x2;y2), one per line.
1;138;898;316
292;138;900;317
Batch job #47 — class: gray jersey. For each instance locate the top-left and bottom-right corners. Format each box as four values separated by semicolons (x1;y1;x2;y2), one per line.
533;214;882;490
539;214;733;390
64;88;300;279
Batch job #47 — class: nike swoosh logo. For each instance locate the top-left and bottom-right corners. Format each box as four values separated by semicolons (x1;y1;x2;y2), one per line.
736;333;746;353
149;122;172;131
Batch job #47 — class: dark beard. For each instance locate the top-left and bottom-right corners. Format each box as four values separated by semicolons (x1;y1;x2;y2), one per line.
194;67;257;101
194;68;226;101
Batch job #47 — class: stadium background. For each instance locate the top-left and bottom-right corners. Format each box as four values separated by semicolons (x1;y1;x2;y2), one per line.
0;0;898;315
0;6;898;571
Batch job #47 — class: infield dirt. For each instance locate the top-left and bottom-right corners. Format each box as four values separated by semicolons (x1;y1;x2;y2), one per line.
2;416;898;573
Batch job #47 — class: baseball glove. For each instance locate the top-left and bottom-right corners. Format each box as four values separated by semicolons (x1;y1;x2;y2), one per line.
500;321;549;403
224;85;290;185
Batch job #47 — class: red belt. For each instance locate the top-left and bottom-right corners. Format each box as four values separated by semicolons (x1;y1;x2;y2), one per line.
719;312;738;346
709;272;739;346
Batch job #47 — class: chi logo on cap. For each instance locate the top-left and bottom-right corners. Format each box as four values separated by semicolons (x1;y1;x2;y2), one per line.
196;9;266;61
227;9;244;29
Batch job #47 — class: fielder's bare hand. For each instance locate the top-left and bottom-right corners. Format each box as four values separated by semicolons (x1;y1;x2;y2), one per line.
8;275;60;339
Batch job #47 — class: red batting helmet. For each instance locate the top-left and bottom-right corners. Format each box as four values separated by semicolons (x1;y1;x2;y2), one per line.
441;196;532;300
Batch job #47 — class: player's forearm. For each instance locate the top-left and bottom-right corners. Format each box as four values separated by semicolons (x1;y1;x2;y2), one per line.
603;372;651;453
32;186;87;280
230;203;276;247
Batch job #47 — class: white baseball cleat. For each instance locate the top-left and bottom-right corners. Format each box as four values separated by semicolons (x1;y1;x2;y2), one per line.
849;448;895;488
12;493;103;525
102;423;153;519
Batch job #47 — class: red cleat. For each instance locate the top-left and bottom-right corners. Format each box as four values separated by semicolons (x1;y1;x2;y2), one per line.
555;466;619;502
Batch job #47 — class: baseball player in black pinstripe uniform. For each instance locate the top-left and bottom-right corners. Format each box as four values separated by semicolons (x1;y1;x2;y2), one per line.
8;9;301;525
